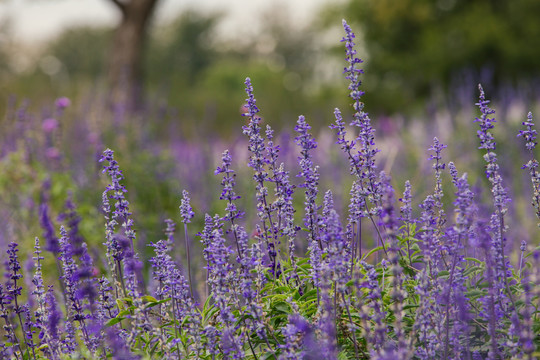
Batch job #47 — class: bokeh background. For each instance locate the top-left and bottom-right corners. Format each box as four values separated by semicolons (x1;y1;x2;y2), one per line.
1;0;539;281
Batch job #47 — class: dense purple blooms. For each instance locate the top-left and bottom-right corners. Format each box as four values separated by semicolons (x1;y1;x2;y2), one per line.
100;148;144;299
360;265;388;356
279;314;305;360
0;19;538;360
58;226;96;351
45;286;61;354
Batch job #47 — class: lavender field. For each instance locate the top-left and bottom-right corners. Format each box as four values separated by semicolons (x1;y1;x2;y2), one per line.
0;20;539;359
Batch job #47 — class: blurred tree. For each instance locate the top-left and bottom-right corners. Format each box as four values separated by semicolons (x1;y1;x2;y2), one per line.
107;0;160;109
0;23;11;81
148;10;220;85
321;0;540;113
46;27;112;78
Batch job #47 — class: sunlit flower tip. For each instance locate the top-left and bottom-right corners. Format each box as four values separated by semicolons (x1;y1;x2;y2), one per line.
55;97;71;109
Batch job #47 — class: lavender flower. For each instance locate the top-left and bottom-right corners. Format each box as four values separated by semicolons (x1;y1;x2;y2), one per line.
204;216;244;358
180;189;195;224
294;115;320;245
360;266;388;356
342;21;381;206
518;111;537;151
519;111;540;224
31;237;61;359
96;276;116;322
279;315;304;359
475;86;517;342
180;189;195;297
1;245;25;358
150;237;201;355
100;148;142;297
332;21;387;257
215;150;246;259
442;162;476;358
58;226;94;350
45;286;61;355
273;162;298;265
428;137;447;226
242;77;279;272
399;180;415;264
319;190;334;247
413;270;439;359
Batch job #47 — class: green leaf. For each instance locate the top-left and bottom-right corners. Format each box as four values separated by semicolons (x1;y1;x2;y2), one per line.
403;304;420;310
465;257;484;264
117;308;134;317
141;295;158;303
463;266;482;277
272;301;291;314
438;270;450;278
106;317;124;327
145;298;171;309
466;289;486;299
298;289;318;302
364;246;384;260
260;352;277;360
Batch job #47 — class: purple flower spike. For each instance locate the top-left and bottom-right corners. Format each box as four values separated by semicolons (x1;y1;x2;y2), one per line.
295;115;323;290
180;190;195;224
294;115;320;245
215;150;242;207
100;148;141;296
475;85;497;152
518;111;537;151
518;112;540;224
242;78;266;175
341;19;365;106
180;190;195;297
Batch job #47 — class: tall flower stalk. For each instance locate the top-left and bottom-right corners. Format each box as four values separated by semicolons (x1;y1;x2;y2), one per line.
242;78;281;276
180;189;195;298
330;21;387;259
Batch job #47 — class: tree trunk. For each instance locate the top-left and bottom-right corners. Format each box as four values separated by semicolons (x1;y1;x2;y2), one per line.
107;0;159;110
